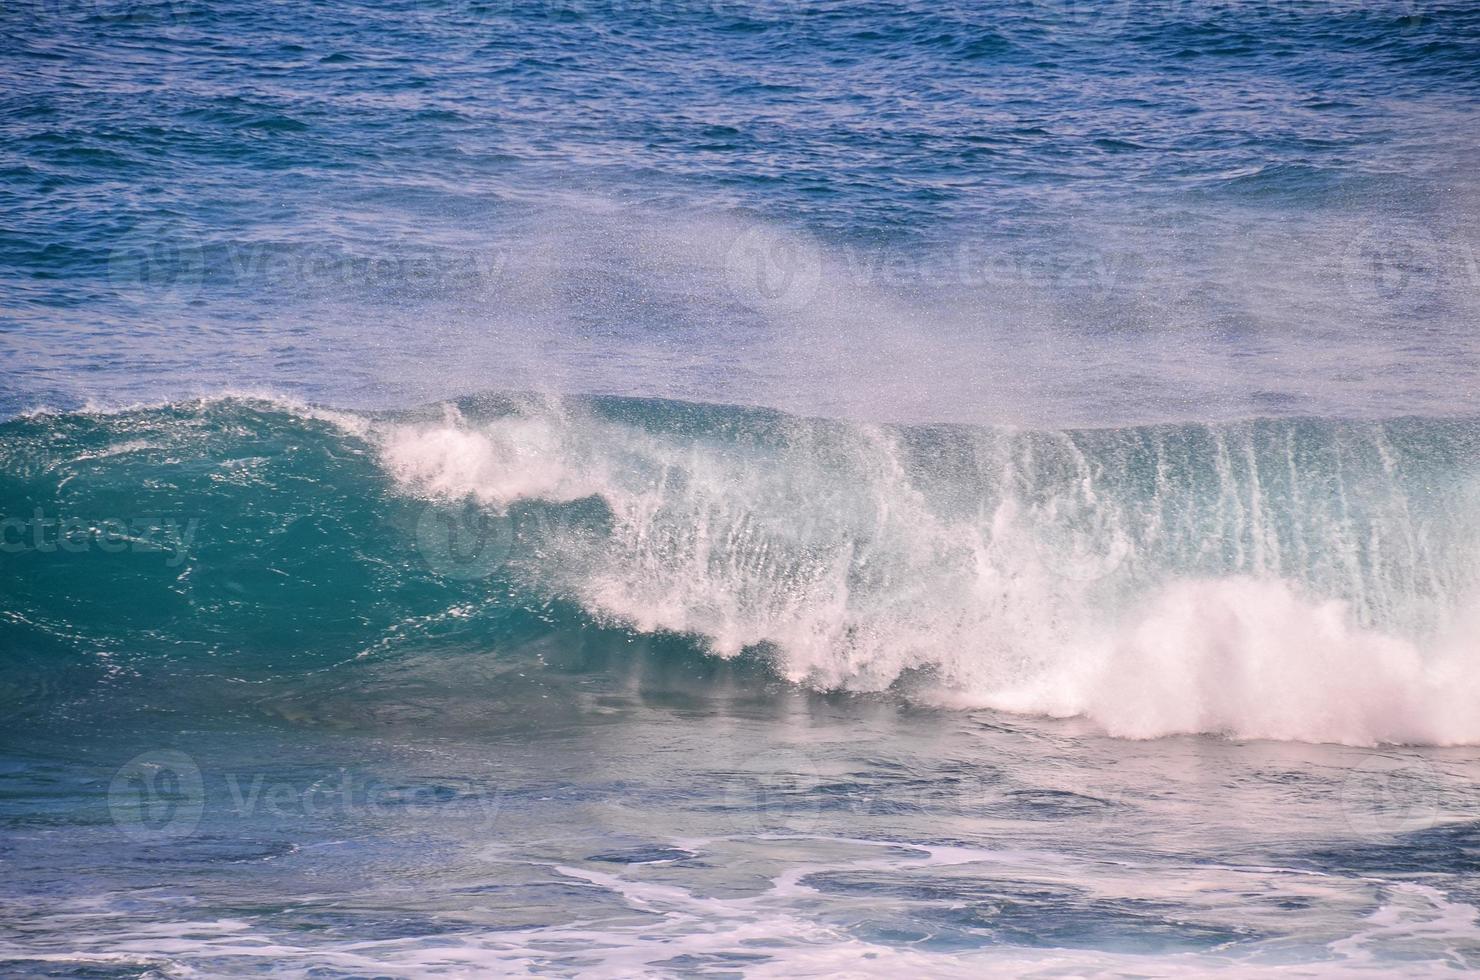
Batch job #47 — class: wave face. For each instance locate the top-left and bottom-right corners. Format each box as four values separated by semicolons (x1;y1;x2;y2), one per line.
4;395;1480;746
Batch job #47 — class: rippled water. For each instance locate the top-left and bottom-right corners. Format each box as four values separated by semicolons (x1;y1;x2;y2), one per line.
4;0;1480;976
5;0;1479;423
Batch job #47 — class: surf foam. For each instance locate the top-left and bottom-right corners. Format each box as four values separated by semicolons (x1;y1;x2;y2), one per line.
365;397;1480;746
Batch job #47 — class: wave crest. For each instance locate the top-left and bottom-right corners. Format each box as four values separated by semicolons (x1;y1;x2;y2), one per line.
5;395;1480;746
359;398;1480;745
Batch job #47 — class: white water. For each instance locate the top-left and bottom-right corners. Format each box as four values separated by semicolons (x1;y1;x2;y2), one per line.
9;833;1478;977
371;398;1480;747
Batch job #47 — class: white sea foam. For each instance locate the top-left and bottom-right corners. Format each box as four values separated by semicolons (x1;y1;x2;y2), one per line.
7;836;1474;977
368;399;1480;747
982;576;1480;746
379;402;602;507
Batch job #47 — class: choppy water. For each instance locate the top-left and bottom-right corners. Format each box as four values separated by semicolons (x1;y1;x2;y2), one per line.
4;0;1480;976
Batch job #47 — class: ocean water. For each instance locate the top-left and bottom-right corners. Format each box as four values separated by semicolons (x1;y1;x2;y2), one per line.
5;0;1480;975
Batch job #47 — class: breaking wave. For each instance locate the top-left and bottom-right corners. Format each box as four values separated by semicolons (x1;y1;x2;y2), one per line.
5;393;1480;746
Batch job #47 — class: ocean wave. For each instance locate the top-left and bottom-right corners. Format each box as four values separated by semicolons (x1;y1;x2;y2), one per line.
4;393;1479;746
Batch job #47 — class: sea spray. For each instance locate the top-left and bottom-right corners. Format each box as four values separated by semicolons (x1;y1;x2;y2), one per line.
5;394;1480;745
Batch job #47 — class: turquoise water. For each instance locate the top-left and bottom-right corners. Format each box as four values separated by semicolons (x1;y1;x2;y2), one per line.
5;0;1480;975
6;396;1480;974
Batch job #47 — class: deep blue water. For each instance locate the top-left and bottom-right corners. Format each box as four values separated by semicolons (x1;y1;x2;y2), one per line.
5;1;1480;976
4;0;1479;422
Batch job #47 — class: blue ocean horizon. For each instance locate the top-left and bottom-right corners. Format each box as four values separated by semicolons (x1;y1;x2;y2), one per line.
4;1;1480;975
